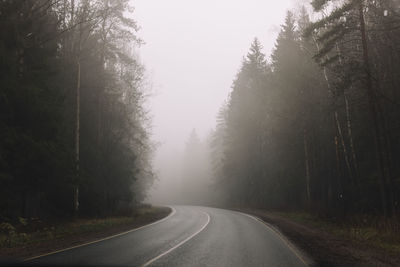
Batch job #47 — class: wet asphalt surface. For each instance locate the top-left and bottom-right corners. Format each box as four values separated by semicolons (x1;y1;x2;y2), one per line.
30;206;308;267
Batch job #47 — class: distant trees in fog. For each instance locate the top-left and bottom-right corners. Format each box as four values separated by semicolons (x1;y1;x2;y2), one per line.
180;129;213;205
211;0;400;218
0;0;154;219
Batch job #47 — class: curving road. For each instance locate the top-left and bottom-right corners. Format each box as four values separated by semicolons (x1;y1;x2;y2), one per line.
29;206;309;266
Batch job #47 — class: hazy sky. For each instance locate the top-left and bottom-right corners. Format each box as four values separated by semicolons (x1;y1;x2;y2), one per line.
132;0;300;201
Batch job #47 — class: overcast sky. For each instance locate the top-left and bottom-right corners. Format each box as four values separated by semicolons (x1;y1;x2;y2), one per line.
132;0;302;202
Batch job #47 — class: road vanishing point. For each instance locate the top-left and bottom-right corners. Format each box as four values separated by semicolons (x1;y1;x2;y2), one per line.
29;206;310;266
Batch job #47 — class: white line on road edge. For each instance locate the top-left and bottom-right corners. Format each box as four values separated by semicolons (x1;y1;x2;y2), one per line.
141;211;211;267
25;207;177;261
239;212;311;267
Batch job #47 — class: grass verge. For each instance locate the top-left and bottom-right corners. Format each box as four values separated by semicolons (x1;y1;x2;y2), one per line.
276;211;400;255
241;208;400;266
0;205;171;260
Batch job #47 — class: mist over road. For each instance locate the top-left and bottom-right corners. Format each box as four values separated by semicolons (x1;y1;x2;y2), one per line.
31;206;308;266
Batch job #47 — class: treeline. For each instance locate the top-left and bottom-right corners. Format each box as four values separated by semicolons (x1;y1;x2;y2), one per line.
0;0;154;219
211;0;400;218
180;129;212;205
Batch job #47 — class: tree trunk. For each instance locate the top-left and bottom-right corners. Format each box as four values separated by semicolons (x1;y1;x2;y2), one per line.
303;128;311;207
74;55;80;216
336;41;359;185
97;0;109;148
344;95;359;184
334;135;342;194
73;18;83;216
334;110;354;184
70;0;75;53
377;103;396;217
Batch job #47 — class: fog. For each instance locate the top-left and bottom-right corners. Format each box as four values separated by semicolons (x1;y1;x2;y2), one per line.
2;1;400;263
133;0;297;204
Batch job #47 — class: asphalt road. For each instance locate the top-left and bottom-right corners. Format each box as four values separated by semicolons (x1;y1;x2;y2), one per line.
29;206;309;266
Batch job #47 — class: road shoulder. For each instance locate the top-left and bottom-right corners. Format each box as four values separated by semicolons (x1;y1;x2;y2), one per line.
240;209;400;267
0;206;172;261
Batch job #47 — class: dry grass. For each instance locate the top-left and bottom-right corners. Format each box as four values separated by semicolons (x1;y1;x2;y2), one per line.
276;211;400;254
0;206;170;249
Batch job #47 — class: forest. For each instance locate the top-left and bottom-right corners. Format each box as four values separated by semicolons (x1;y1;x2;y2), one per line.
0;0;155;219
1;0;400;224
2;0;400;264
208;0;400;219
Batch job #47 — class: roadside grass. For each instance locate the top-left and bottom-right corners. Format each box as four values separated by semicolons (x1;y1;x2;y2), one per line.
0;206;170;250
275;211;400;254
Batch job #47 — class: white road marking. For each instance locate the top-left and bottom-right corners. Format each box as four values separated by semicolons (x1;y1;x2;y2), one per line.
238;211;311;267
25;207;176;261
142;211;211;267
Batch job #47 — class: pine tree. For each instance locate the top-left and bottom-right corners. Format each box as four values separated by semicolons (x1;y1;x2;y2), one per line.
307;0;395;217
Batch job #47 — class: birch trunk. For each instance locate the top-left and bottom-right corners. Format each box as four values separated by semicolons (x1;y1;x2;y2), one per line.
334;111;354;184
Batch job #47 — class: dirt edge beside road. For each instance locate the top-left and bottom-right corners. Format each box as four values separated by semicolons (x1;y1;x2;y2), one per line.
240;209;400;267
0;206;172;261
